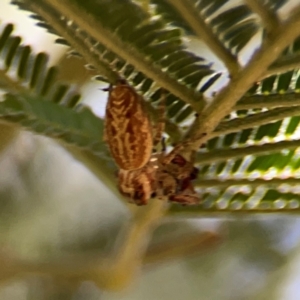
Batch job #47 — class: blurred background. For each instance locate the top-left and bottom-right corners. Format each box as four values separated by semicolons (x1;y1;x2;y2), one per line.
1;1;300;299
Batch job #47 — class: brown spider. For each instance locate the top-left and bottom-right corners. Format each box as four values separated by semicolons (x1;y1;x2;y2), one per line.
104;80;200;206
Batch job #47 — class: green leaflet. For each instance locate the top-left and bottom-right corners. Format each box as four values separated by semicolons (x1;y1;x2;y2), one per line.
0;24;81;108
0;22;111;164
152;0;230;35
12;0;219;123
0;93;110;161
153;0;287;55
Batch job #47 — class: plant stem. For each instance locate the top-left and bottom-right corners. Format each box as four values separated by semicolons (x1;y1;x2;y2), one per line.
235;94;300;110
144;231;221;265
187;7;300;147
197;139;300;165
265;53;300;77
101;200;168;289
212;106;300;138
245;0;280;36
168;207;300;216
0;200;168;291
195;177;300;188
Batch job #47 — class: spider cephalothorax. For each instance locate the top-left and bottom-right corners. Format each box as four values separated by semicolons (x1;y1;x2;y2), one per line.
118;153;200;206
118;162;157;206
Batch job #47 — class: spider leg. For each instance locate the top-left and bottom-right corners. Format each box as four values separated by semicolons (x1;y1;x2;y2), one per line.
161;137;166;152
161;144;185;165
162;133;206;165
153;89;166;148
168;192;200;205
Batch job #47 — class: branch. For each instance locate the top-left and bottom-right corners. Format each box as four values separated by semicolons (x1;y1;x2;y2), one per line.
195;177;300;188
0;200;167;291
144;101;182;143
196;139;300;165
265;53;300;78
144;231;221;265
235;93;300;110
166;0;240;76
212;106;300;138
0;69;28;95
103;200;168;290
187;7;300;147
245;0;280;36
168;206;300;216
38;0;204;112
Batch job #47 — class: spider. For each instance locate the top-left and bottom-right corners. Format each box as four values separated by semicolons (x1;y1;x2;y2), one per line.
104;80;201;206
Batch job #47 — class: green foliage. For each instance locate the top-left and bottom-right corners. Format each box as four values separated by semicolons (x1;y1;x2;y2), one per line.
186;71;300;212
153;0;287;54
0;22;112;160
0;93;109;158
12;0;221;121
1;0;300;214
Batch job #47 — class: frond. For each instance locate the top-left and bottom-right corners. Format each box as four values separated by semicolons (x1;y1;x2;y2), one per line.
3;0;300;215
170;67;300;214
0;23;81;108
0;93;110;160
11;0;220;125
0;23;114;161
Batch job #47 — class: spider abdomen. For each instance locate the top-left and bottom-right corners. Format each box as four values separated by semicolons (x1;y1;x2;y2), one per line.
105;82;153;170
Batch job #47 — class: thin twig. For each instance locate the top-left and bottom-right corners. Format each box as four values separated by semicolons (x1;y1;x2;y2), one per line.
265;53;300;78
0;69;28;95
187;8;300;147
144;101;182;142
99;200;168;289
235;94;300;110
166;0;240;76
168;207;300;216
212;106;300;138
0;200;167;291
197;139;300;165
245;0;280;36
195;177;300;188
39;0;204;112
144;231;221;265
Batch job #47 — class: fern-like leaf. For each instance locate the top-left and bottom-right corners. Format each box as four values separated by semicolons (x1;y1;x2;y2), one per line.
0;23;81;108
12;0;222;124
0;93;111;161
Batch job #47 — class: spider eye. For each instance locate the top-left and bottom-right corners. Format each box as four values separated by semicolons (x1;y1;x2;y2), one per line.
151;192;157;198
